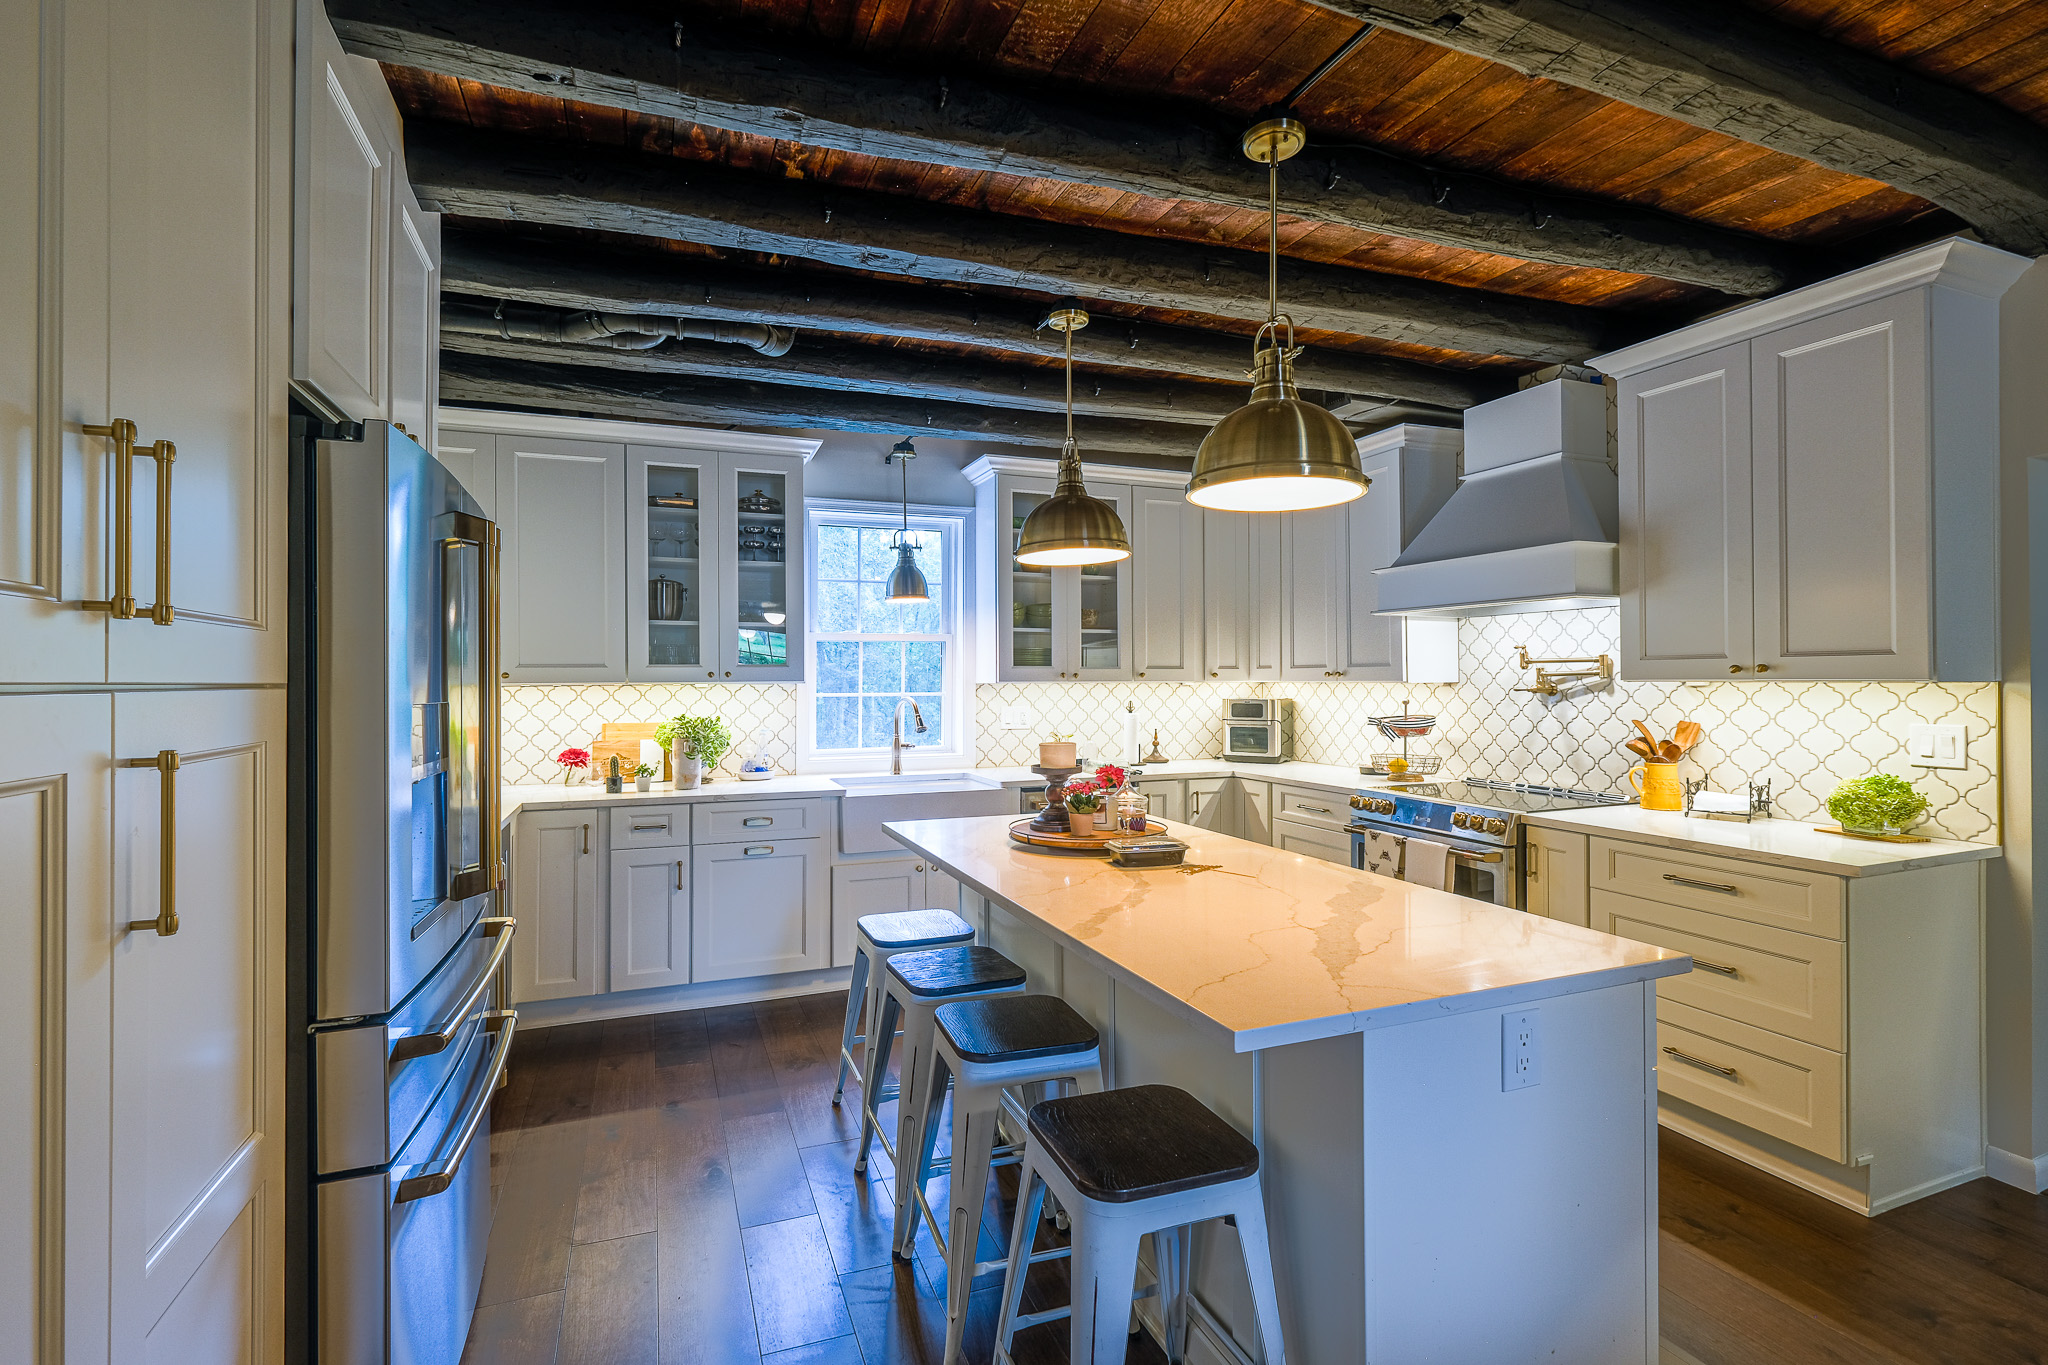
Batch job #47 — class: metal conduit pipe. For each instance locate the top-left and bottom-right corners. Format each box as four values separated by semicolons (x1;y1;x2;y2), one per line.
442;300;797;356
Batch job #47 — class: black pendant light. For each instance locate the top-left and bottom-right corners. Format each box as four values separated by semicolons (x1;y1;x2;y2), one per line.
1015;305;1132;567
883;439;930;603
1186;117;1369;513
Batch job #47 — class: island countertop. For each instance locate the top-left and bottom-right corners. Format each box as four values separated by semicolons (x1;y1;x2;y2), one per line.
886;814;1691;1052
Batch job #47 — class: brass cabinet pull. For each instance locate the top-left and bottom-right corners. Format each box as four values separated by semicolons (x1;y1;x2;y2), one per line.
121;749;180;934
1662;1046;1738;1080
82;419;177;624
1297;804;1332;815
675;860;684;891
743;845;774;856
1662;873;1739;895
1754;663;1771;674
581;823;590;855
1691;957;1741;978
742;816;772;828
1728;665;1744;674
631;823;667;832
1526;848;1539;883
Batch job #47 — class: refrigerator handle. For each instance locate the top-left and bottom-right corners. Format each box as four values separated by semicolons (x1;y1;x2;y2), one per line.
391;1009;517;1204
387;918;516;1063
482;518;503;891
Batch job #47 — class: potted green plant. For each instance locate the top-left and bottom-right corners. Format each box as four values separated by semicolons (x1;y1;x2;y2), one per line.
1063;776;1109;829
631;762;656;793
657;714;733;789
1826;773;1930;837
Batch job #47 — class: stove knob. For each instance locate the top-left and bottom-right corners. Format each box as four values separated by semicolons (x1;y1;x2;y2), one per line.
1375;798;1395;814
1451;812;1469;829
1484;817;1509;835
1349;795;1368;810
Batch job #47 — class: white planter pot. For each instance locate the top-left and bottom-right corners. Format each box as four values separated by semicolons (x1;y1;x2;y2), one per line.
675;756;705;790
635;776;651;792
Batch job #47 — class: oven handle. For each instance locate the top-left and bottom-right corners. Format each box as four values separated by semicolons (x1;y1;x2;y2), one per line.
392;1009;516;1204
1351;826;1504;863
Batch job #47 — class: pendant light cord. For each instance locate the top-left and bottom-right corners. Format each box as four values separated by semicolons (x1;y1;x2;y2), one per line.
1268;151;1279;328
1064;319;1076;449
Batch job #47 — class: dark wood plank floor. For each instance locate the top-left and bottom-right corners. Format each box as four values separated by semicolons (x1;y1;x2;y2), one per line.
463;992;1170;1365
463;990;2048;1365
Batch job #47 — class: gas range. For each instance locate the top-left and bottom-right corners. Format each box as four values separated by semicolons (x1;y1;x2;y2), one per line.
1347;776;1630;847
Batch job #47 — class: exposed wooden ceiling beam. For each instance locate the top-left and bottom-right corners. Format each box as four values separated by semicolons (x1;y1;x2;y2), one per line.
406;124;1625;365
1314;0;2048;254
439;352;1204;461
330;0;1797;296
439;315;1278;426
440;232;1507;409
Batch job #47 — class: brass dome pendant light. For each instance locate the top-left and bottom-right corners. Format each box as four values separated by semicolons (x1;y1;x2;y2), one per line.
1015;305;1132;566
1187;117;1369;513
882;439;930;602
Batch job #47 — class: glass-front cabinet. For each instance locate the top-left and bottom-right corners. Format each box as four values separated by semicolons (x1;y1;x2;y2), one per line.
970;457;1136;682
626;445;807;682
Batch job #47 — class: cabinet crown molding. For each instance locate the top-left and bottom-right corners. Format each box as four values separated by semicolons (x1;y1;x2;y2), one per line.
435;406;821;460
1590;236;2033;379
963;452;1192;489
1355;423;1462;460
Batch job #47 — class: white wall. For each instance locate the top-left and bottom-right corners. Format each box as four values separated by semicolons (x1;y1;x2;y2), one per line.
765;429;981;505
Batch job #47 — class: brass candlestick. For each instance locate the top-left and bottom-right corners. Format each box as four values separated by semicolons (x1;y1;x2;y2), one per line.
1143;729;1167;764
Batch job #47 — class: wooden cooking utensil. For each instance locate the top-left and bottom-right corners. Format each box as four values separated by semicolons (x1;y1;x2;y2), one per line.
1633;719;1661;754
1674;720;1704;754
1658;740;1684;762
1625;737;1655;760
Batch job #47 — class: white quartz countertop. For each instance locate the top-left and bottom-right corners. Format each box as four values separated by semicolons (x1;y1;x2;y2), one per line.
975;758;1383;792
886;813;1690;1053
1522;804;2001;877
503;774;847;818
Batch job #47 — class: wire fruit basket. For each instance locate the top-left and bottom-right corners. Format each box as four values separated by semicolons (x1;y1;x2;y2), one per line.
1362;753;1443;776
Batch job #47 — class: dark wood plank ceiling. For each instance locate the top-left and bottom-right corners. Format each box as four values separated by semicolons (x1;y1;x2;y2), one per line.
352;0;2047;455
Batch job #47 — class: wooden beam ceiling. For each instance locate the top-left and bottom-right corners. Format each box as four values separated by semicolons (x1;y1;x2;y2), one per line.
439;231;1508;408
439;352;1206;460
1315;0;2048;252
406;124;1628;365
330;0;1802;295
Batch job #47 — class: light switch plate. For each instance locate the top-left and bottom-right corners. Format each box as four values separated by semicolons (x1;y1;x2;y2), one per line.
1907;723;1967;770
1000;703;1032;731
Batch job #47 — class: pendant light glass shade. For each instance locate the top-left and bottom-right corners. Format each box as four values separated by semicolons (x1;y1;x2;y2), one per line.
1188;117;1368;514
1015;305;1131;567
883;439;930;602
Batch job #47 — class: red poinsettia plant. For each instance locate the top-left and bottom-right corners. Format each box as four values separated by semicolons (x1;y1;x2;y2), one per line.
556;747;591;785
1092;763;1128;791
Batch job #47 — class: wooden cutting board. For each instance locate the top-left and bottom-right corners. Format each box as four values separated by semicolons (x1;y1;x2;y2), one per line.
590;722;669;783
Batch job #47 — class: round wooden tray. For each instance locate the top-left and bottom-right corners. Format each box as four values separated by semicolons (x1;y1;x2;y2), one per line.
1009;817;1169;852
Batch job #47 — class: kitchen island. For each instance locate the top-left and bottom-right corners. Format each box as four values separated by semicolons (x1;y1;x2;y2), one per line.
886;813;1691;1365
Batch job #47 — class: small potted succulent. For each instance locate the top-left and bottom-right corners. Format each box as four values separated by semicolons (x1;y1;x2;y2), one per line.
1826;773;1931;837
657;714;733;789
632;762;657;793
555;746;591;786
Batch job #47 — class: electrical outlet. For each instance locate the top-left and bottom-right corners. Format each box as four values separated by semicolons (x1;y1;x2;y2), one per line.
1000;703;1032;731
1907;723;1967;770
1502;1010;1540;1091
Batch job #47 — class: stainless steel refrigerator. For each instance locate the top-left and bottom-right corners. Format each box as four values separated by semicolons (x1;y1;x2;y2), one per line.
310;421;511;1364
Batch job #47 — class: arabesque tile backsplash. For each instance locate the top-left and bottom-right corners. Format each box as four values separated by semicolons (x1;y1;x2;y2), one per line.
503;607;2000;842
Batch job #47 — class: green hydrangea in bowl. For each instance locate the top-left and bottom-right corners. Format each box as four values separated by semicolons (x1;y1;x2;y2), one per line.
1825;773;1930;837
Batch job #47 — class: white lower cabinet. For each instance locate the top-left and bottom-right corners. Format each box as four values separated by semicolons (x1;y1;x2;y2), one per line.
1522;827;1589;925
512;808;604;1001
693;836;830;982
830;857;961;967
1274;819;1352;864
1185;777;1232;834
610;845;691;991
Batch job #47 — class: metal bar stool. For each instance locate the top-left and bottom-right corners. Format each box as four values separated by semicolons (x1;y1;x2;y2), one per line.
892;995;1102;1365
832;909;977;1110
993;1085;1287;1365
855;945;1027;1176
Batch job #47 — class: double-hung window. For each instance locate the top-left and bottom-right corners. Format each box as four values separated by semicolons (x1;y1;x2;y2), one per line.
801;501;969;767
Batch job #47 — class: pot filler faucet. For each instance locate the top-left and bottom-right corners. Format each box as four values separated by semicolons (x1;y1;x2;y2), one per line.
891;695;927;775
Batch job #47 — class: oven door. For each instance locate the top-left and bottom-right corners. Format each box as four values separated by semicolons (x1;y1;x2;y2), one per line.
1350;824;1518;906
1223;722;1280;760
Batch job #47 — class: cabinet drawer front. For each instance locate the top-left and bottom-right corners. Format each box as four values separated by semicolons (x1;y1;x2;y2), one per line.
1595;890;1844;1049
1274;817;1352;864
695;798;828;843
1591;838;1844;937
1657;999;1846;1162
614;806;688;848
1274;785;1348;830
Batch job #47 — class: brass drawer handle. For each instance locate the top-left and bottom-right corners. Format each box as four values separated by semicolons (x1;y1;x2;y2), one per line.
631;823;667;832
742;816;773;827
1663;873;1739;895
1662;1046;1738;1080
676;860;684;890
743;845;774;856
1296;804;1332;815
1691;957;1740;978
121;749;181;934
582;823;590;855
82;419;176;625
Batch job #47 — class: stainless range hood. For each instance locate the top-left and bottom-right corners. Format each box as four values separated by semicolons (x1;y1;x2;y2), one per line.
1372;379;1617;618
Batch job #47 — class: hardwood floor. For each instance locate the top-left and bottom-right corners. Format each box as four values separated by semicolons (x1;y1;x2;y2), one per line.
463;993;1169;1365
463;991;2048;1365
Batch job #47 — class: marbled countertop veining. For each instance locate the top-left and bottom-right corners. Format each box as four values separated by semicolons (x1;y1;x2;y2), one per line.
886;814;1690;1053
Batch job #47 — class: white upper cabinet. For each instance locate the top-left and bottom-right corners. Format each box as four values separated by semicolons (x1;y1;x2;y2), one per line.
386;185;441;452
1131;485;1204;681
1598;238;2028;682
1277;500;1351;680
495;434;628;683
715;450;807;682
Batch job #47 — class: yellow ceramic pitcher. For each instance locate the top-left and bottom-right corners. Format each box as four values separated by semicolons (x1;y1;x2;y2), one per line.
1629;761;1684;812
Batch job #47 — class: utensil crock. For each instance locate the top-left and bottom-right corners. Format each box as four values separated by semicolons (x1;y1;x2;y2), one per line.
1628;761;1684;811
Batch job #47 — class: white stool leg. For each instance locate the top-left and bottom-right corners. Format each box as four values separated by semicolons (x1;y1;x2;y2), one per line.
1153;1224;1193;1363
942;1075;1003;1365
993;1154;1049;1365
859;946;892;1101
833;944;871;1104
1069;1217;1142;1365
1229;1191;1288;1365
854;990;901;1174
896;1032;950;1259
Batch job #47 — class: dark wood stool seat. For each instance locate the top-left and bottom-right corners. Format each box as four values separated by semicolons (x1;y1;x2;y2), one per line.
886;945;1026;998
936;995;1099;1064
1026;1084;1259;1205
858;908;975;949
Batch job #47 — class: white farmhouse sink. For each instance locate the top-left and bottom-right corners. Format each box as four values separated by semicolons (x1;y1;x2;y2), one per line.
833;772;1011;853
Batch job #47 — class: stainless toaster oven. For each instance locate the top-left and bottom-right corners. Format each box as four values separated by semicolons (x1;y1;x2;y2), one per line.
1221;699;1294;762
